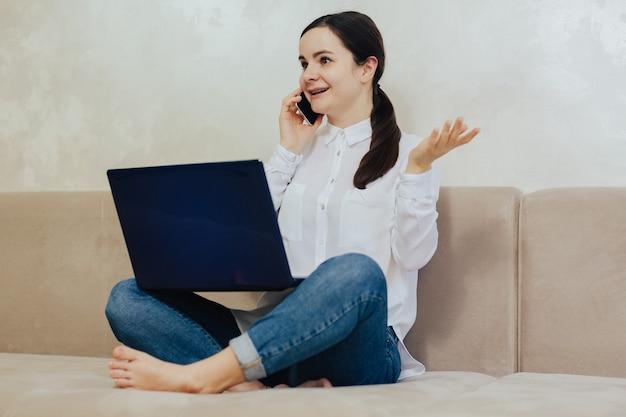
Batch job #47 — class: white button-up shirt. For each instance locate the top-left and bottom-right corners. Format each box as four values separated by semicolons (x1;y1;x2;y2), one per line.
264;118;440;379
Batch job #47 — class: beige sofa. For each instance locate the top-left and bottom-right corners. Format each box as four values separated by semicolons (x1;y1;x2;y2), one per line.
2;187;625;416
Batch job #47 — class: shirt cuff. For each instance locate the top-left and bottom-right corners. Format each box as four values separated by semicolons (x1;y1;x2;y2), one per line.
276;144;302;163
267;144;302;175
397;170;434;200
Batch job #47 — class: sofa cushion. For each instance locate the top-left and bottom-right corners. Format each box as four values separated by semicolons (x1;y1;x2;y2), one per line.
3;354;625;416
418;372;626;416
0;353;495;417
408;187;522;376
519;188;626;377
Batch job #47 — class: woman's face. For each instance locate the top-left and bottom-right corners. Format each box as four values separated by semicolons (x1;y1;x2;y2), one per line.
298;27;375;127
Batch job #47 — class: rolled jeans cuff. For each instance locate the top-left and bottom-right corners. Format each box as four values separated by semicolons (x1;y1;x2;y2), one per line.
229;332;266;381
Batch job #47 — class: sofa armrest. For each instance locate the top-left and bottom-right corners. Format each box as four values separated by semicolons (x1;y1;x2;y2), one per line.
519;187;626;378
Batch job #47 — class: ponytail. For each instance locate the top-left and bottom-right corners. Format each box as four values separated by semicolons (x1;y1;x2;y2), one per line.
353;85;401;189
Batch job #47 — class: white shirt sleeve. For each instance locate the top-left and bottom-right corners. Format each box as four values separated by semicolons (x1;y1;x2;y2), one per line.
391;162;440;272
264;144;302;212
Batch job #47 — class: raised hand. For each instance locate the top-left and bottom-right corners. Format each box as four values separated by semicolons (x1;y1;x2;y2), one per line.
406;117;480;174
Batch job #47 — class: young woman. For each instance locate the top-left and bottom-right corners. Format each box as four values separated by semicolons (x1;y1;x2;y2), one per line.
106;11;479;393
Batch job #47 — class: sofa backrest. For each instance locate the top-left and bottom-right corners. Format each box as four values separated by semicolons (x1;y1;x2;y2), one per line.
0;192;131;357
1;188;524;372
1;188;625;379
407;187;522;377
518;188;626;378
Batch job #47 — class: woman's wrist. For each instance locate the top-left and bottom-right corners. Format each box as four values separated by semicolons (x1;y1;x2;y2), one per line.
404;160;432;174
275;143;301;163
279;141;303;155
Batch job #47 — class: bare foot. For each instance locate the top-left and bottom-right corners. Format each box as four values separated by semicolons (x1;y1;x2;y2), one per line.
109;345;245;394
227;377;332;391
274;378;333;389
109;345;205;393
109;345;330;394
298;378;332;388
226;380;266;392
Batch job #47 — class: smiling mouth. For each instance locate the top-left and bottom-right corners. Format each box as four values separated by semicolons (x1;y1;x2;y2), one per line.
311;88;328;96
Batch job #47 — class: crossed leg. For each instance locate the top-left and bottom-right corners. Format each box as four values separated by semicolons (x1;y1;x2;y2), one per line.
107;254;387;393
109;345;331;393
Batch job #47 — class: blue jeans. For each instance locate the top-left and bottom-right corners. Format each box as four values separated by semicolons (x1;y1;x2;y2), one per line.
105;253;401;387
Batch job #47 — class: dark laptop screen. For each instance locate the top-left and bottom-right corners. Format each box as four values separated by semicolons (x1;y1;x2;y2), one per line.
107;160;294;291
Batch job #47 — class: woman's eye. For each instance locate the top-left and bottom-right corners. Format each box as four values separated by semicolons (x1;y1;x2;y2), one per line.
300;61;308;70
320;57;331;64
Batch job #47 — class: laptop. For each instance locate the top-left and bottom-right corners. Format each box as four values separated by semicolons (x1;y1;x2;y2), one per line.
107;159;303;291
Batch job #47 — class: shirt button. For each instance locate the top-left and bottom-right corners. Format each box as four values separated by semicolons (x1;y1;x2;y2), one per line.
319;239;324;245
330;178;335;183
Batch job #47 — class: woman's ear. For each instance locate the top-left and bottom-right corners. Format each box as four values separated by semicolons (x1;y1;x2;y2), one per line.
360;56;379;84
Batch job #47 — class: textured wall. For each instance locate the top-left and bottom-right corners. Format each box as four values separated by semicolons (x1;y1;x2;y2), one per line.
1;0;625;192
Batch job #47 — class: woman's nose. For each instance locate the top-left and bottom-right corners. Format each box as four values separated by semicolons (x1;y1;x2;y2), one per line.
303;64;319;81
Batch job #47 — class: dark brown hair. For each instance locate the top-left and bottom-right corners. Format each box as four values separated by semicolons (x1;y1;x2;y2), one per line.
302;11;401;189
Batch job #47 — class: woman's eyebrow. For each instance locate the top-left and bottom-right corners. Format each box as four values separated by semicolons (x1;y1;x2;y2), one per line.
298;50;335;61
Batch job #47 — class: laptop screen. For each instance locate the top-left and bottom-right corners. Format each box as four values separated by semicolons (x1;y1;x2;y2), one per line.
107;160;295;291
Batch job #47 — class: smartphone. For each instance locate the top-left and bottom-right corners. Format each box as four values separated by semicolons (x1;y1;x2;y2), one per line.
295;92;320;126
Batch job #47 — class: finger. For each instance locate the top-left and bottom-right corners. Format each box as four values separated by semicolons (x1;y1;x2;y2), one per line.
437;120;453;146
459;127;481;144
280;91;307;127
288;87;303;100
429;128;439;140
448;117;469;141
458;123;469;136
282;88;304;110
451;129;480;151
440;120;452;137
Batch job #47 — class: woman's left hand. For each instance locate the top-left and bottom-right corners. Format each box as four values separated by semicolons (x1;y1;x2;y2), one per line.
406;117;480;174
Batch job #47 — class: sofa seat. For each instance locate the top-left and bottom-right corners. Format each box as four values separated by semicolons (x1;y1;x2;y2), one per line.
417;372;626;416
1;353;494;416
2;353;625;417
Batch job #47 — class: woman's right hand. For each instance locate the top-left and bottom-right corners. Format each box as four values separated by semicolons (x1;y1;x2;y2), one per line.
279;88;323;155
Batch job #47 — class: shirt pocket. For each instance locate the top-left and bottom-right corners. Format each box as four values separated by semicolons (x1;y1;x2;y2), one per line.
339;188;394;252
277;183;306;242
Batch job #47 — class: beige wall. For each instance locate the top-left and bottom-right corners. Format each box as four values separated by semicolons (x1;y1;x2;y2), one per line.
1;0;625;192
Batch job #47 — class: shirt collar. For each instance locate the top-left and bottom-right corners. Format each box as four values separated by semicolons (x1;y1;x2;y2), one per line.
324;118;372;147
